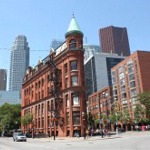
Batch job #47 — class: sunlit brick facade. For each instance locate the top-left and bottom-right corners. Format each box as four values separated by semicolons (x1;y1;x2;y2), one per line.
21;16;86;137
111;51;150;120
88;86;112;128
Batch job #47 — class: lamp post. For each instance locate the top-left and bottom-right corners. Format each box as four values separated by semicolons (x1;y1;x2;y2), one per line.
53;118;56;140
31;123;35;139
102;92;110;129
102;92;109;117
115;112;119;135
114;97;119;131
82;112;85;138
98;95;102;129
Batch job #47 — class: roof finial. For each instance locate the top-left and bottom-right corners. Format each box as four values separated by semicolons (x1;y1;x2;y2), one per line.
72;13;75;18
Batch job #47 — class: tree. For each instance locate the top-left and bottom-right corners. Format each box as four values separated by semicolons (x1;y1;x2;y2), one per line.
110;105;131;124
21;112;33;131
0;103;21;133
138;91;150;120
87;112;94;129
110;114;116;124
121;109;130;124
110;103;122;124
0;115;9;133
134;103;148;124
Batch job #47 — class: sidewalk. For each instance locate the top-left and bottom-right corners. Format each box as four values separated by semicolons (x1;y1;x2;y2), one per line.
27;131;150;142
118;130;150;137
28;132;120;142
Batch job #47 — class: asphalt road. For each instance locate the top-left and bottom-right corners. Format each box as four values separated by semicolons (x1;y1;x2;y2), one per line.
0;132;150;150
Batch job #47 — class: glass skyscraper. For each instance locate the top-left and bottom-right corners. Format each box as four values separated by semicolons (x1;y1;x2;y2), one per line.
9;35;30;92
0;69;7;90
84;52;126;97
83;44;101;62
50;39;63;53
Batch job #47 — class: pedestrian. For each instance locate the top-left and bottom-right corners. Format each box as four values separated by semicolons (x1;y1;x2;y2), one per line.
86;129;89;139
135;125;137;131
90;128;93;137
84;129;86;139
116;127;119;135
105;128;108;137
100;128;104;138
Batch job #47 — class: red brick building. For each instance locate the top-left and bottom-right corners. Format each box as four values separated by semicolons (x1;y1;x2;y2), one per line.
111;51;150;120
21;16;86;137
88;87;112;128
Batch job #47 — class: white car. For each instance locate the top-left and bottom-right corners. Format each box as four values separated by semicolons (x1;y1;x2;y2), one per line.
13;132;27;142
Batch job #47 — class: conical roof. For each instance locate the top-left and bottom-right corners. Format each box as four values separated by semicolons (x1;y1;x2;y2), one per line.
65;15;83;37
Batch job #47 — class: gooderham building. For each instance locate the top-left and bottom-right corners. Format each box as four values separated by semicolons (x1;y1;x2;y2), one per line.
21;16;86;137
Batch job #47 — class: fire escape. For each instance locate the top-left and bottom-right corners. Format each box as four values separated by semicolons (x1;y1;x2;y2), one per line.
46;55;64;132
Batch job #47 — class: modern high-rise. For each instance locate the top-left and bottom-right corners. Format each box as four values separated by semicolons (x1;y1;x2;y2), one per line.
50;39;63;53
0;69;7;90
99;26;130;56
9;35;30;92
83;44;101;62
84;52;126;97
0;91;20;106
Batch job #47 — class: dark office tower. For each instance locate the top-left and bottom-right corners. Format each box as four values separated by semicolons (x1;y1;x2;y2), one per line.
0;69;7;90
99;26;130;56
9;35;30;92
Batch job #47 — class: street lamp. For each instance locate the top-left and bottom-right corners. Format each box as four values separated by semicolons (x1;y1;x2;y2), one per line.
98;95;102;129
115;112;119;135
102;92;109;117
102;92;110;129
31;122;35;139
53;118;56;140
82;112;85;138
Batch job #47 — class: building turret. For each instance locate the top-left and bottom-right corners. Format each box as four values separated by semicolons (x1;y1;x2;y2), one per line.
65;15;83;50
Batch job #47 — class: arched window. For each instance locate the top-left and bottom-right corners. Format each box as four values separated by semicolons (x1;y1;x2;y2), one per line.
69;39;76;50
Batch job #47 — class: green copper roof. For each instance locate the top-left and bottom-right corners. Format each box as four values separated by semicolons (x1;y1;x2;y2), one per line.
65;15;83;37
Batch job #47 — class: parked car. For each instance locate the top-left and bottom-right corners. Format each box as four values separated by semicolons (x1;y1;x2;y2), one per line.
13;132;27;142
25;132;32;138
74;132;80;137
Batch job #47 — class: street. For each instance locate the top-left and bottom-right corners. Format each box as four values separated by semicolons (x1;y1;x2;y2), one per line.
0;132;150;150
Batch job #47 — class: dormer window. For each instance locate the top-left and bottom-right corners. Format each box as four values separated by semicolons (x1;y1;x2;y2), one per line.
69;39;76;50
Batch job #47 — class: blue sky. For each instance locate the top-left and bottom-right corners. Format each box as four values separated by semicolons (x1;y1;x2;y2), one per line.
0;0;150;71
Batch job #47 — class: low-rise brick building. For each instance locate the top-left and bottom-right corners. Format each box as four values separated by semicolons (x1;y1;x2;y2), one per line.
88;86;112;128
21;16;86;137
